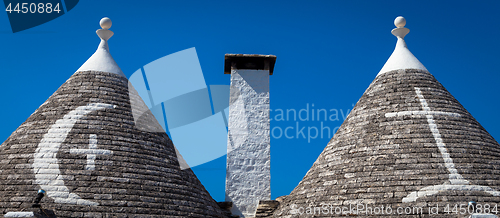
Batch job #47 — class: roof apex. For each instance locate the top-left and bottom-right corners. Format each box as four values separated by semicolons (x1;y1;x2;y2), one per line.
77;17;124;77
378;16;427;76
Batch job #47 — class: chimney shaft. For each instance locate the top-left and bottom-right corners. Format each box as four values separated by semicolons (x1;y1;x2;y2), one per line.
224;54;276;217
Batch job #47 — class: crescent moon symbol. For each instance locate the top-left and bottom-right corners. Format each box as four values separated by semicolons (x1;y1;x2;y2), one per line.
32;103;115;206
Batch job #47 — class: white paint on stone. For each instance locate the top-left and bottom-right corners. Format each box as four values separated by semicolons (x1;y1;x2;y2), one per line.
4;212;34;217
8;154;33;159
70;134;112;171
378;16;427;76
77;17;124;76
226;69;270;218
403;184;500;203
414;87;468;184
97;176;130;183
385;110;461;118
470;214;499;218
227;93;248;155
33;103;115;206
384;87;500;202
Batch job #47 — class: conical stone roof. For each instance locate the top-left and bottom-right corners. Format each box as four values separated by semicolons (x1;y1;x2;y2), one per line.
0;18;226;217
271;17;500;217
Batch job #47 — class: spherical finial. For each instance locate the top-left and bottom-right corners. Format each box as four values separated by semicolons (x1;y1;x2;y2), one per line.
100;17;112;30
394;16;406;28
391;16;409;38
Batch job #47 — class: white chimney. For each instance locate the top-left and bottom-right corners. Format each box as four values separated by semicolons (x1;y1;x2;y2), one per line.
224;54;276;217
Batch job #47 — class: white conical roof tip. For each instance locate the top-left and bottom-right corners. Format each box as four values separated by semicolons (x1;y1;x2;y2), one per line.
76;17;124;76
100;17;112;30
377;16;427;76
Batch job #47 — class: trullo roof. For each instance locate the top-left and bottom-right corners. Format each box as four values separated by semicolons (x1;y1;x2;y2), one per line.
0;17;226;218
271;16;500;217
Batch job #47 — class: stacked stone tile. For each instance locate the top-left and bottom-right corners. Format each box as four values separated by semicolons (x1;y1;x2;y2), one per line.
255;200;280;217
271;17;500;217
0;18;226;218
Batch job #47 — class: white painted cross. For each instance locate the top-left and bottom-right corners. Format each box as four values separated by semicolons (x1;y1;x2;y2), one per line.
385;87;500;203
70;134;112;171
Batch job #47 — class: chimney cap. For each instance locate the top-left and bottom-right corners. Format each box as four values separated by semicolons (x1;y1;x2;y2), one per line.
224;54;276;75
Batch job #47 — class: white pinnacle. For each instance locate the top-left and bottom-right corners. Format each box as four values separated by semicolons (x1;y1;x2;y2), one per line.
377;16;427;76
77;17;124;76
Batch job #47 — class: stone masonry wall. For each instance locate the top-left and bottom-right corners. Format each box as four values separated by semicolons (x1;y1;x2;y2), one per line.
226;69;271;217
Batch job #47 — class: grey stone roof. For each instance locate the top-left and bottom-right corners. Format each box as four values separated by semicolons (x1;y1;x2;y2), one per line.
0;70;226;217
271;69;500;217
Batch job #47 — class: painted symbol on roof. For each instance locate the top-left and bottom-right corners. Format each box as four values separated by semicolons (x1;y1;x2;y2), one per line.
128;47;230;170
33;103;115;206
385;87;500;203
70;134;112;171
3;0;79;33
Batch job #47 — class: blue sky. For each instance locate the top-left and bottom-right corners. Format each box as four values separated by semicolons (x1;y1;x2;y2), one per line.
0;0;499;202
